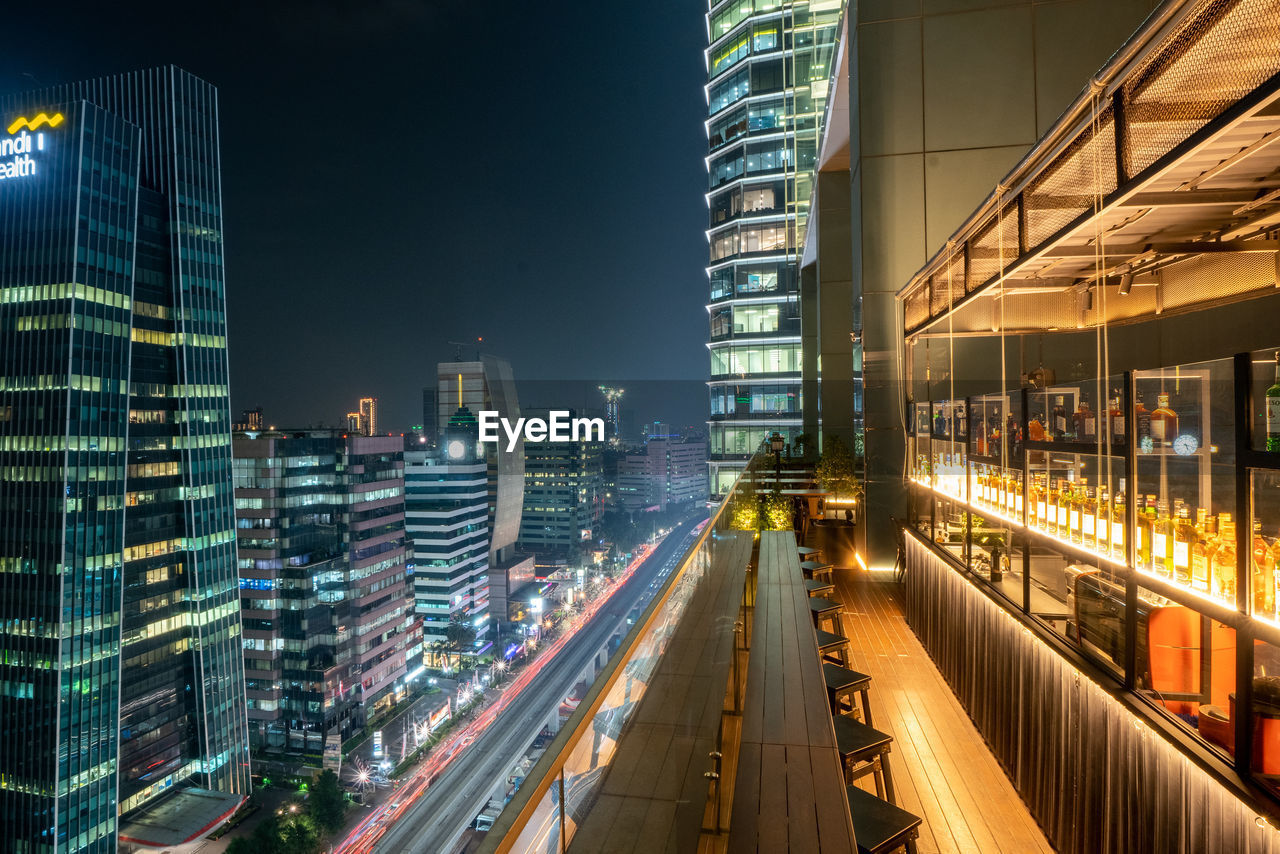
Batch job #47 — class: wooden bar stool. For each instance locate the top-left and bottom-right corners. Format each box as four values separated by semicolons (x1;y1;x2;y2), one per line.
823;662;873;724
832;715;898;804
845;785;921;854
816;630;850;668
801;560;834;583
804;578;835;598
809;597;844;634
797;546;822;560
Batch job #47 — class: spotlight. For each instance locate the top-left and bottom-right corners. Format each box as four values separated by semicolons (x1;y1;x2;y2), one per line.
1118;273;1133;295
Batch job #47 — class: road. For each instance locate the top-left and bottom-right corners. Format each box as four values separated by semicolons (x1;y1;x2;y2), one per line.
366;511;710;854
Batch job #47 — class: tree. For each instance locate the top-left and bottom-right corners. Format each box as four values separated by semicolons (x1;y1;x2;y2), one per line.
815;435;861;502
250;814;286;854
279;814;320;854
762;490;793;531
308;769;346;834
225;839;254;854
445;620;477;660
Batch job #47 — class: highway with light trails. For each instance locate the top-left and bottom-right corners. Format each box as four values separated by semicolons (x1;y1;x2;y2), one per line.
334;510;709;854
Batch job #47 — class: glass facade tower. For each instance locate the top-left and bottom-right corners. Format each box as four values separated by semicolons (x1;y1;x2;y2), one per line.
705;0;843;494
0;67;250;851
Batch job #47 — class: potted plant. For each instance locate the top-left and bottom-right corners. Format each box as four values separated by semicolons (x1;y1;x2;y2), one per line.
812;436;862;568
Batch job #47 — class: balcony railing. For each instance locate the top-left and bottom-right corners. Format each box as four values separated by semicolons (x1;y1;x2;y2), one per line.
482;453;793;852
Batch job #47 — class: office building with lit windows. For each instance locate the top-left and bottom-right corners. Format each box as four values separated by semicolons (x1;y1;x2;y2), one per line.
704;0;843;494
233;431;419;751
0;67;250;850
437;356;524;565
519;408;605;562
405;408;491;652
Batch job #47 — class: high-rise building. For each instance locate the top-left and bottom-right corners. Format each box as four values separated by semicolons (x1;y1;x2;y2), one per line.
359;396;378;437
233;431;420;752
405;407;491;654
233;434;355;752
704;0;844;495
519;408;605;562
0;67;250;849
340;435;417;713
617;437;709;512
437;356;524;565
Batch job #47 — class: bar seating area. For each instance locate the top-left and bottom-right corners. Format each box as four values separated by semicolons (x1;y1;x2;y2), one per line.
813;538;1055;854
730;532;928;854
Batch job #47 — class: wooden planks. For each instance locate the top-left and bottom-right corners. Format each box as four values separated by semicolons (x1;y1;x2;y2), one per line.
831;569;1054;854
571;530;755;853
729;531;857;853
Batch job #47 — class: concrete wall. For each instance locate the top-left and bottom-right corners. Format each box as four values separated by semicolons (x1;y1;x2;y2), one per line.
848;0;1162;566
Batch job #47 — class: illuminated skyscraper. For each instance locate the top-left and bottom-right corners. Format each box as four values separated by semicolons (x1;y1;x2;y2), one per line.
360;395;378;436
704;1;843;494
0;67;250;849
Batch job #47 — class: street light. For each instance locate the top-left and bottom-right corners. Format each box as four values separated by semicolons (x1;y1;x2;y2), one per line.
769;431;785;488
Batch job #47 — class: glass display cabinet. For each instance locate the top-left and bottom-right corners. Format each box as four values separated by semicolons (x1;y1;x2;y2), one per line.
906;348;1280;788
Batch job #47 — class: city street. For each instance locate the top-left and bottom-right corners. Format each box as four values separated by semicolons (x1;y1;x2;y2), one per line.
340;511;709;854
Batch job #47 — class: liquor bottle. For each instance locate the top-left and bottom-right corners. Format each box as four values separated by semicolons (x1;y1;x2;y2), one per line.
933;408;947;437
1081;485;1097;550
1136;496;1155;570
1034;476;1048;531
1150;393;1179;448
1253;519;1276;618
1096;487;1111;553
1108;390;1125;443
1212;514;1236;603
1111;491;1126;561
1190;508;1214;595
1056;480;1070;536
1008;411;1023;457
1067;478;1084;545
1151;498;1172;578
1028;415;1046;442
1135;392;1151;447
1074;398;1097;442
1052;396;1069;441
952;405;967;441
1174;503;1195;588
1267;351;1280;452
990;409;1003;459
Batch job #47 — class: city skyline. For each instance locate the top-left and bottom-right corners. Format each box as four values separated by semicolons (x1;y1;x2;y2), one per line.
2;0;711;432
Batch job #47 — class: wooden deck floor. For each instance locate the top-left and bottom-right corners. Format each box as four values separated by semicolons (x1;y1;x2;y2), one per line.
830;568;1054;854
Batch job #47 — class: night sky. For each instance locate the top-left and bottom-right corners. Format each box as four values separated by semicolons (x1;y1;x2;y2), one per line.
3;1;711;432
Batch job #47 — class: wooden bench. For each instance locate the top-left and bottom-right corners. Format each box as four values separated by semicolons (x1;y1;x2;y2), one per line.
569;529;755;852
804;578;835;598
816;630;851;668
809;597;845;633
730;531;857;852
801;560;834;583
845;785;921;854
823;663;873;724
832;715;897;803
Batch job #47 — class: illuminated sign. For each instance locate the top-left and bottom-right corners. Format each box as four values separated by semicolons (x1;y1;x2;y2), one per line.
2;112;62;181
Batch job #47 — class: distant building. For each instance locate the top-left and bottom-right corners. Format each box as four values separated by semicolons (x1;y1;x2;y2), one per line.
404;408;491;655
489;553;538;631
437;356;524;565
519;408;605;562
233;406;265;432
233;431;420;754
617;437;709;512
420;385;438;447
360;396;379;436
